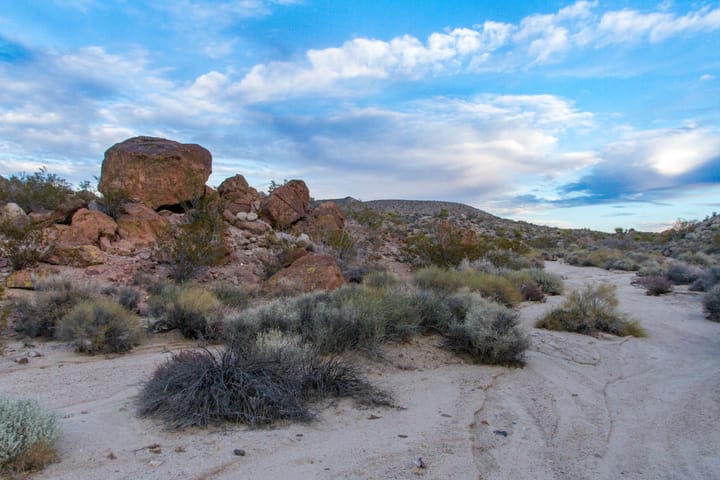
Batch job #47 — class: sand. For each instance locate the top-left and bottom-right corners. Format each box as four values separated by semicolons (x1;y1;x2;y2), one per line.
1;262;718;479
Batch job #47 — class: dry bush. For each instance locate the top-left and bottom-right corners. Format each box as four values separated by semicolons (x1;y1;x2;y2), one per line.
0;168;74;213
412;267;523;306
536;283;645;337
0;394;58;476
58;298;143;354
137;338;390;429
525;268;564;295
148;285;223;341
666;262;704;285
703;285;720;322
445;298;529;366
212;284;250;309
632;275;673;296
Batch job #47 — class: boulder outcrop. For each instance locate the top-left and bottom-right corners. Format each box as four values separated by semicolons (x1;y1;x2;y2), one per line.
98;136;212;210
260;180;310;228
58;209;117;246
218;174;260;215
266;253;345;293
116;202;169;248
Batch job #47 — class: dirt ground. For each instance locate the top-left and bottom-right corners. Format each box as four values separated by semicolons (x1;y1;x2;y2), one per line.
1;262;718;479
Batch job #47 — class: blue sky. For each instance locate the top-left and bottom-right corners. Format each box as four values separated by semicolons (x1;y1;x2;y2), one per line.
0;0;719;232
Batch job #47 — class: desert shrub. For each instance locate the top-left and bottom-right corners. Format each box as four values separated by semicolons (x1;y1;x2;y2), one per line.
96;189;130;220
0;168;73;213
58;299;143;354
632;275;673;296
484;250;537;270
412;266;465;294
0;218;50;271
525;268;564;295
156;194;228;282
212;284;250;309
0;394;58;475
536;284;645;337
462;272;523;307
666;262;704;285
604;255;640;271
117;287;141;312
507;270;545;301
444;298;529;366
362;270;399;289
403;221;486;268
689;267;720;292
148;285;223;341
637;259;667;277
412;267;523;306
12;276;94;338
703;285;720;321
138;338;390;429
678;251;715;267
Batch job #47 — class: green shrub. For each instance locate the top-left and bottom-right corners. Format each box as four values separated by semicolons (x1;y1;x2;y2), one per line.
445;298;529;366
703;285;720;321
362;270;399;289
212;284;250;309
0;218;50;271
137;339;390;429
690;267;720;292
12;276;94;338
637;260;667;277
0;168;73;213
525;268;564;295
96;189;130;220
412;266;464;294
0;394;58;475
148;285;223;341
462;272;523;307
536;284;645;337
507;270;545;301
156;194;228;282
58;298;143;354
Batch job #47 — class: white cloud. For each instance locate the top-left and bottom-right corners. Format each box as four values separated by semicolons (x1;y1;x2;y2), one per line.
625;128;720;176
700;74;716;81
235;1;720;101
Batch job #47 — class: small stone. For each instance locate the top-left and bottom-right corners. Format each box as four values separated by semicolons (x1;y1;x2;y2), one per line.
14;357;29;365
148;460;163;468
440;413;452;418
398;434;408;438
493;430;508;437
233;449;246;456
367;414;382;420
27;350;41;358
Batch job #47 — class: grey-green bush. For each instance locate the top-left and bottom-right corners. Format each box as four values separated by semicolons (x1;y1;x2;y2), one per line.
445;298;529;366
0;394;58;474
58;298;143;354
12;276;93;338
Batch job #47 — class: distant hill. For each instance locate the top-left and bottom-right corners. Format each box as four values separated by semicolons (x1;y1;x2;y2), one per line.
318;197;499;221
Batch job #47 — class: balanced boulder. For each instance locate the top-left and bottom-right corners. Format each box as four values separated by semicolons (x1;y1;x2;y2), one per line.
218;174;260;215
98;136;212;210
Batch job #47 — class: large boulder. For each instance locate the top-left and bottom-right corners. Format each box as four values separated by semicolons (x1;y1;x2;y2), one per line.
58;209;117;246
45;244;106;267
295;201;346;242
116;202;169;248
0;202;26;224
51;194;88;224
98;136;212;210
266;253;345;293
218;174;260;215
260;180;310;228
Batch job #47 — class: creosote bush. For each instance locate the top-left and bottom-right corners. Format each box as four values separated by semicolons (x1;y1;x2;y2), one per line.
138;337;390;429
0;168;74;213
211;284;250;309
58;298;143;354
536;283;645;337
148;285;223;341
0;394;58;475
703;285;720;322
412;267;523;307
445;298;529;366
0;218;50;271
156;194;228;282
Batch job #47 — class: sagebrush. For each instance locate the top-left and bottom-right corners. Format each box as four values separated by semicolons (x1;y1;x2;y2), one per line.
0;394;58;475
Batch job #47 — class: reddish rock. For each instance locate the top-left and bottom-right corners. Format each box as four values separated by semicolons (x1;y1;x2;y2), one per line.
116;202;169;248
98;136;212;210
236;219;271;235
218;174;260;215
260;180;310;228
45;245;106;267
267;253;345;293
59;209;117;246
51;194;88;224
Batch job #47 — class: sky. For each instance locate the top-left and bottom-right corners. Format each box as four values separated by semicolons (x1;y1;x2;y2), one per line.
0;1;719;232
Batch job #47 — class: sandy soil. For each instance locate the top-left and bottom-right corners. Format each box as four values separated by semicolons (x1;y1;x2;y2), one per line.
1;262;718;479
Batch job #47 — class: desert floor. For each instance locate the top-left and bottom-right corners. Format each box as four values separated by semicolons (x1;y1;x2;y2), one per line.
1;262;718;480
